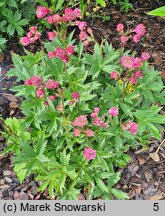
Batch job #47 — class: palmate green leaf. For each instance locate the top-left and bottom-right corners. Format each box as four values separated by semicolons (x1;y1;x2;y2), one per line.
7;0;18;8
114;136;123;150
111;188;129;200
92;187;103;198
94;155;110;171
119;102;133;117
13;11;21;22
67;29;75;45
14;163;28;184
145;122;161;139
59;172;66;192
94;43;102;65
103;51;120;65
35;136;47;156
60;150;70;166
108;172;121;187
17;19;29;27
148;115;165;124
91;64;101;79
95;178;109;193
61;188;80;200
83;53;97;65
56;0;65;11
102;64;117;73
7;24;15;36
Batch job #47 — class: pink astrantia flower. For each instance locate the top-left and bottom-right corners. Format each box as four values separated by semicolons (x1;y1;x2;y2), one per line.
141;52;150;61
120;56;134;69
76;21;87;31
109;107;119;117
67;45;75;55
24;78;32;86
48;51;57;58
85;129;95;137
73;115;88;127
56;47;69;63
90;112;97;118
36;87;45;98
73;128;81;137
29;26;37;34
133;24;146;36
128;121;138;135
79;31;88;41
56;104;64;113
101;122;107;128
69;100;75;106
93;118;102;126
48;95;56;101
52;14;62;23
132;34;141;43
36;6;49;18
71;92;80;101
46;16;55;24
120;35;128;44
116;23;124;32
121;123;130;131
84;147;96;160
110;71;119;80
30;76;43;87
30;32;40;43
20;36;30;46
135;70;143;79
94;107;99;114
64;8;76;21
45;79;59;89
47;32;56;41
129;76;138;85
87;27;93;35
74;8;82;18
133;57;142;68
83;40;90;46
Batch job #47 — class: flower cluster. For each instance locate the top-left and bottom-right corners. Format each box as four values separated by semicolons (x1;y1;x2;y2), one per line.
36;6;81;22
132;24;146;43
47;31;56;41
120;52;150;85
75;21;93;46
109;71;120;80
20;26;40;46
72;114;95;141
24;76;59;101
84;147;96;160
69;92;80;106
48;45;75;62
109;107;119;117
116;23;146;44
36;5;93;46
90;107;108;128
121;121;138;135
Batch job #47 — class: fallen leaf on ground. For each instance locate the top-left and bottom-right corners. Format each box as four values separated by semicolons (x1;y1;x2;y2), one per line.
149;152;160;162
148;194;163;200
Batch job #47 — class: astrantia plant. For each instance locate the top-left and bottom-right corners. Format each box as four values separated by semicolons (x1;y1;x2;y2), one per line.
0;5;165;200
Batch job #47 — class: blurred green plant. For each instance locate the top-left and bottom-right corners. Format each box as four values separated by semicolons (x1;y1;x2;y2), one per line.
147;6;165;17
0;36;7;54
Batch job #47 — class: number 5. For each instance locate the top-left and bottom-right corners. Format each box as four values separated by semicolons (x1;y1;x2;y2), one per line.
153;203;159;211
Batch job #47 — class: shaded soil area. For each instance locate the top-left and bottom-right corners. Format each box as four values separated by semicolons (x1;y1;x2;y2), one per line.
0;0;165;200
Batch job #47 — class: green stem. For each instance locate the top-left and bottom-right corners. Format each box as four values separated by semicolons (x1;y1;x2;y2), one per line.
69;159;86;192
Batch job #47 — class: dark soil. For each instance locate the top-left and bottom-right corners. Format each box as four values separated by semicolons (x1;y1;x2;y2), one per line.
0;0;164;200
